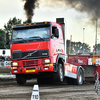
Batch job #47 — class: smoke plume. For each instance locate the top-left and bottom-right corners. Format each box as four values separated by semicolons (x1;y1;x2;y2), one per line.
22;0;39;23
22;0;100;24
42;0;100;23
65;0;100;22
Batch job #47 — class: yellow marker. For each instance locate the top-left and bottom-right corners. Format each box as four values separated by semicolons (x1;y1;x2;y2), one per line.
49;64;53;66
34;23;36;25
13;25;16;27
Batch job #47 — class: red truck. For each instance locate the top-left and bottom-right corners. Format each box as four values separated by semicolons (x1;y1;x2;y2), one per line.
6;18;84;85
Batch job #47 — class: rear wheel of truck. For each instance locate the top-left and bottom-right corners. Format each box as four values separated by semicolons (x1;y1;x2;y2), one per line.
16;74;26;85
73;68;83;85
53;63;64;82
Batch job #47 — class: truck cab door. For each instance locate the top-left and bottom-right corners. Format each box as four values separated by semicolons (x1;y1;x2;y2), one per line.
51;26;60;55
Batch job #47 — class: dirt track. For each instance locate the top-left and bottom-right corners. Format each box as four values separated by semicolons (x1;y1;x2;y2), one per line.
0;78;99;100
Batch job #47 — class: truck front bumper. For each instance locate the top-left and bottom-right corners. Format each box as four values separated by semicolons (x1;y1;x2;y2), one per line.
11;64;54;74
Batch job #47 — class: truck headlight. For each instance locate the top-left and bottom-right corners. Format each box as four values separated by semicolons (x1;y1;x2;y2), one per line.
44;59;50;63
12;62;18;66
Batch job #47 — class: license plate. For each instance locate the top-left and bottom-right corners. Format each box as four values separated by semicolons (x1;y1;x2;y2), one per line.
26;69;35;73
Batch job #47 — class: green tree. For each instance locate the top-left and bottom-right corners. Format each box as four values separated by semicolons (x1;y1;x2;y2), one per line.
93;43;100;55
4;17;22;33
0;29;6;49
83;43;91;53
23;20;28;24
67;40;90;54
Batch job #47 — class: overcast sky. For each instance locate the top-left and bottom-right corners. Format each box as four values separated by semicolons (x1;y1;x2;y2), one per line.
0;0;99;51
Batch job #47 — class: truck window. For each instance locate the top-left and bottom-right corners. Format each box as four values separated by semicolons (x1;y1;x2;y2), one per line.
52;26;58;39
12;26;50;43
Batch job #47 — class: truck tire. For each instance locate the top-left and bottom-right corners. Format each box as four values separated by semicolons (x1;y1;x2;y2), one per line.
53;63;64;82
73;68;83;85
16;74;26;85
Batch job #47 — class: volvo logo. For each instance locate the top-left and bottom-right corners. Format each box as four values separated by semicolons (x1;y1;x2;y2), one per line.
23;50;38;59
28;53;32;56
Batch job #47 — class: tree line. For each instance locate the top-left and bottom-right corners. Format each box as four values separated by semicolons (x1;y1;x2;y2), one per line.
67;40;91;54
0;17;97;54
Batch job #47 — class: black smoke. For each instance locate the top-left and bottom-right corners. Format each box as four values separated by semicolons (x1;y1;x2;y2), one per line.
22;0;39;23
22;0;100;23
61;0;100;23
44;0;100;23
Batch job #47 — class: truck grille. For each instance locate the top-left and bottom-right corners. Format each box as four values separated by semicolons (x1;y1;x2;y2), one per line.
12;50;49;60
23;60;39;67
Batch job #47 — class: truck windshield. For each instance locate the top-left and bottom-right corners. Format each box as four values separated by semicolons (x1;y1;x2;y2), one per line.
11;26;50;43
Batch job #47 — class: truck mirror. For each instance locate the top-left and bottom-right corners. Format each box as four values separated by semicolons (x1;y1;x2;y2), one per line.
54;29;59;38
6;33;10;45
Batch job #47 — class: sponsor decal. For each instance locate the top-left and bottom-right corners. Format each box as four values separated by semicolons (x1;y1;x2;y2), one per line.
65;63;77;74
78;59;83;63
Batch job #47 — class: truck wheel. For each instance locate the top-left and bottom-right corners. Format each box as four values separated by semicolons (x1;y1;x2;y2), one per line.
73;68;83;85
16;74;26;85
53;63;64;82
